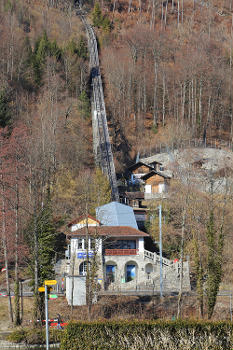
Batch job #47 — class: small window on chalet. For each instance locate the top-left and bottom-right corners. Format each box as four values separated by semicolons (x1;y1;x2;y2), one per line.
160;166;164;171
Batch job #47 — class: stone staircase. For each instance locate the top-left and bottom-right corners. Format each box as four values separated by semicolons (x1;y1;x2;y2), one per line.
144;249;174;268
142;249;190;292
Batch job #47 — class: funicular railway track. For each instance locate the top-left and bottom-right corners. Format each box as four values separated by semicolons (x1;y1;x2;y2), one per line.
78;10;119;201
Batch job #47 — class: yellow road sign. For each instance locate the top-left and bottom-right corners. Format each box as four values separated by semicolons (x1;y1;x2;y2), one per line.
44;280;57;286
38;287;45;292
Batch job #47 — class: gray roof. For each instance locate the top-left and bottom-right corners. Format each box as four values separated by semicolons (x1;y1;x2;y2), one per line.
96;201;138;229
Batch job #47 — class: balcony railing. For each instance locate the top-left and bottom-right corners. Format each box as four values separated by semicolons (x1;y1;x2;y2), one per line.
105;249;139;256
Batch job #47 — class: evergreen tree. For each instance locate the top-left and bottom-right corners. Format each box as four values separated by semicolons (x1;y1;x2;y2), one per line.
206;209;223;319
31;32;62;86
78;90;90;119
26;198;64;320
77;36;88;59
102;17;111;33
0;90;12;128
92;3;103;28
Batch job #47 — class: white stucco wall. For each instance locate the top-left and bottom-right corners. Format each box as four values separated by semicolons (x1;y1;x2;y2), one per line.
138;237;144;253
66;275;86;305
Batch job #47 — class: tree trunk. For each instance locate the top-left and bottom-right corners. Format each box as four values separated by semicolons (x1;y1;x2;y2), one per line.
14;175;21;326
164;0;168;28
177;208;186;319
199;79;202;129
160;0;164;30
33;200;39;323
20;281;24;322
162;72;166;126
128;0;132;13
70;253;75;317
181;81;186;121
181;0;184;24
177;0;180;27
85;218;92;321
1;182;14;323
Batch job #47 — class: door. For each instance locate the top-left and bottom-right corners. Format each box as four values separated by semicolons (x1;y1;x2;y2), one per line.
106;265;116;283
126;264;136;282
145;184;152;193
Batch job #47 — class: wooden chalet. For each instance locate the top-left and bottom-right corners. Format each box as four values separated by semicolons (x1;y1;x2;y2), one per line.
127;161;162;179
141;170;171;199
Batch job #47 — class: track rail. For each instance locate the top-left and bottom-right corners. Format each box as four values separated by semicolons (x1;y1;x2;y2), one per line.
78;11;119;201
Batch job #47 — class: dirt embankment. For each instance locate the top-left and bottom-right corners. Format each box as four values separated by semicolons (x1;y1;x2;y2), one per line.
0;294;232;333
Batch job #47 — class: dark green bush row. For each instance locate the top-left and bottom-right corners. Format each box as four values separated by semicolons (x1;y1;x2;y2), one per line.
60;320;233;350
8;327;62;344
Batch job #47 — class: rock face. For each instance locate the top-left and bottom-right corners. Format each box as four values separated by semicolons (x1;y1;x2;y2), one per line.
142;147;233;172
141;147;233;193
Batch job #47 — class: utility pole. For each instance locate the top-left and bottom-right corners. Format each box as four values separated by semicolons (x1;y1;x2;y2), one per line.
230;293;232;322
158;204;163;298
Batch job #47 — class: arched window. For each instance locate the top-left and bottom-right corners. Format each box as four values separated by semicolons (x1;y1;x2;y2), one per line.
79;261;91;276
106;263;117;283
145;263;153;279
125;261;138;282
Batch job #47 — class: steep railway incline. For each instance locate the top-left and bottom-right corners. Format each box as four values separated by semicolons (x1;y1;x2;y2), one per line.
79;11;119;201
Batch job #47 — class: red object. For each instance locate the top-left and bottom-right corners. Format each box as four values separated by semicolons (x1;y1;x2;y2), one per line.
50;320;68;328
105;249;139;256
173;258;179;263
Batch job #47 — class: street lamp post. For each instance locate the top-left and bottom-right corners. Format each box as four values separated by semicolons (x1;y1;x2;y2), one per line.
158;204;163;298
154;204;163;298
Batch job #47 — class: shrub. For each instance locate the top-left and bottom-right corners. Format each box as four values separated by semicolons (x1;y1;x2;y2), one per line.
7;329;26;343
8;327;63;345
60;320;233;350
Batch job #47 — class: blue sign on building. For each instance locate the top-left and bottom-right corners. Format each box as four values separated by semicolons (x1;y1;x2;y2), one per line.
77;252;94;259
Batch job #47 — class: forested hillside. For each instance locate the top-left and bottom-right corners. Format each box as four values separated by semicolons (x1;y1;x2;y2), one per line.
0;0;101;325
97;0;233;168
0;0;233;325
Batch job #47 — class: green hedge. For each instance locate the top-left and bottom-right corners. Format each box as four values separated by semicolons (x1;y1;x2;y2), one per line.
60;320;233;350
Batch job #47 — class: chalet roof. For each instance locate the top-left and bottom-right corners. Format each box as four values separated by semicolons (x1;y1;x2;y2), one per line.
141;170;171;181
125;191;144;200
127;161;158;172
67;214;100;228
66;226;149;238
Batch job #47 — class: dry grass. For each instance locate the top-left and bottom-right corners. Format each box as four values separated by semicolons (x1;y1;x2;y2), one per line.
0;293;232;332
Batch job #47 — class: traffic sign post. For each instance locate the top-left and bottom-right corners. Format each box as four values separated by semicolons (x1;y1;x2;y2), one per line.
38;280;57;350
45;284;49;350
45;280;57;286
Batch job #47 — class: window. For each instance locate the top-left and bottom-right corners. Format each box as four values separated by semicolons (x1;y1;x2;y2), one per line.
107;240;136;250
118;240;136;249
125;264;136;282
106;265;116;283
79;261;91;276
90;238;95;250
84;238;88;250
78;239;83;250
